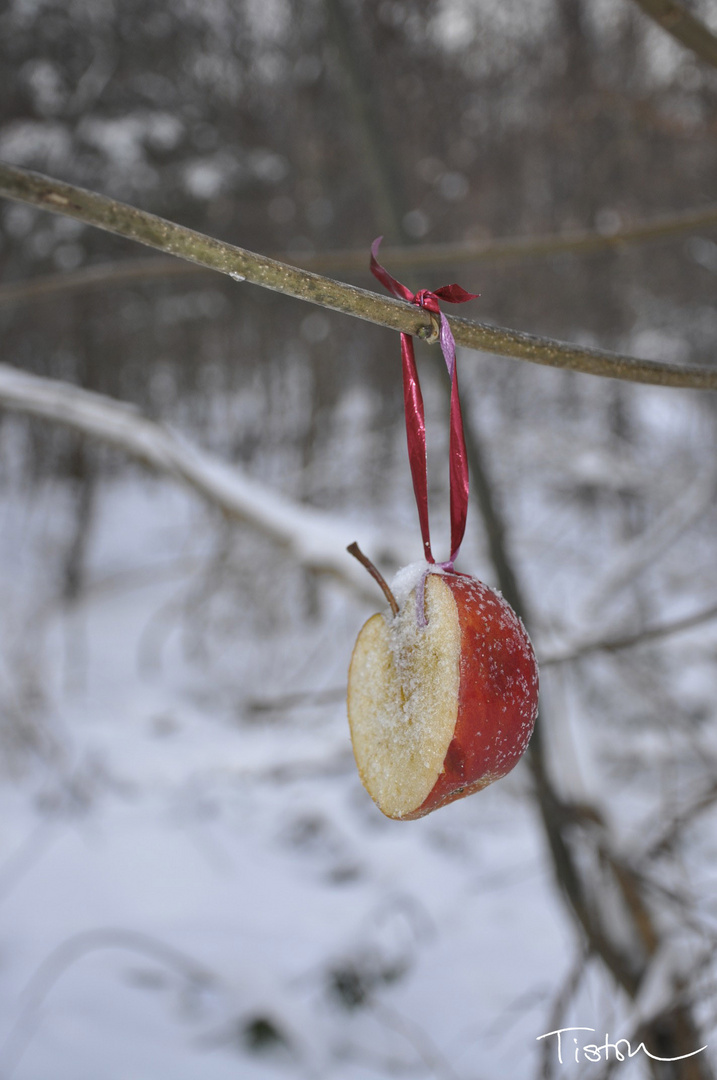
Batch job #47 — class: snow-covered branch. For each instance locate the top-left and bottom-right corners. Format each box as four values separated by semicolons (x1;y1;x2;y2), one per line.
0;363;409;601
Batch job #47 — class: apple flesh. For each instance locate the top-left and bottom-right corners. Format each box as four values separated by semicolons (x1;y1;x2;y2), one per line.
347;566;539;820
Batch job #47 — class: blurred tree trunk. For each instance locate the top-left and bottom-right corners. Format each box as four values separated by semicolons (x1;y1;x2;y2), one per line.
323;0;411;244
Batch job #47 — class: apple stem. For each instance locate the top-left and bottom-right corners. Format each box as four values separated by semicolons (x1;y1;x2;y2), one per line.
347;542;400;617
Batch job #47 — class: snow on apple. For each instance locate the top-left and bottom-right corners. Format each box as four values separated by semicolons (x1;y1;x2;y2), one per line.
347;563;539;820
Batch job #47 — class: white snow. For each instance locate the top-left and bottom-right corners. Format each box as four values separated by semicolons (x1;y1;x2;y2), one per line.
0;476;570;1080
0;361;716;1078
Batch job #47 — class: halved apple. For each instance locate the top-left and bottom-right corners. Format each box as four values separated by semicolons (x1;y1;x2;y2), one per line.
347;567;539;820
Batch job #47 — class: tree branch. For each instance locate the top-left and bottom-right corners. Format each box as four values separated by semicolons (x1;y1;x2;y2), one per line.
0;927;221;1079
1;201;716;308
631;0;717;69
0;363;408;601
576;463;717;624
461;408;714;1076
541;599;717;666
1;161;716;390
642;783;717;861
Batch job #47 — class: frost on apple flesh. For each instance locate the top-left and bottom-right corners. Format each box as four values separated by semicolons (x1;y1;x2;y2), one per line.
347;571;539;820
348;573;461;819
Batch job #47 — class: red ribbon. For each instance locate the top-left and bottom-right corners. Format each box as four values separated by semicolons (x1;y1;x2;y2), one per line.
371;237;477;570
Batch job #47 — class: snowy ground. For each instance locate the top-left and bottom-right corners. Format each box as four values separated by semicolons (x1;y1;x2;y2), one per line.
0;476;572;1080
0;365;716;1079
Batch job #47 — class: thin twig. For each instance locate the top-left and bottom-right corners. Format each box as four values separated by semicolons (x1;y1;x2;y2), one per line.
303;202;717;271
0;928;221;1079
241;594;717;704
347;541;399;615
641;782;717;860
1;161;716;389
371;999;464;1080
539;948;590;1080
541;600;717;666
246;686;347;714
460;408;715;1075
0;823;59;907
577;464;717;623
1;201;716;308
0;255;201;306
631;0;717;69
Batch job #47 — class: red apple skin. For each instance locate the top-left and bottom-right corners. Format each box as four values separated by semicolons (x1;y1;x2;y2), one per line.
402;571;538;820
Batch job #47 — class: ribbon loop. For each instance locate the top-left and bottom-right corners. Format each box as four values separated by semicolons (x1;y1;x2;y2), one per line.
370;237;477;569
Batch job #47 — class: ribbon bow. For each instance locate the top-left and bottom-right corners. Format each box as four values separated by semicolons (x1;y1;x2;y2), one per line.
371;237;477;572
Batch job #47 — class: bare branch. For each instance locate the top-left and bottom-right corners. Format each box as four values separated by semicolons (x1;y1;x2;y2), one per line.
0;927;221;1079
539;949;590;1080
2;201;716;308
642;782;717;860
237;593;717;705
631;0;717;70
0;363;409;600
1;161;716;390
541;600;717;666
0;255;202;306
577;464;717;623
246;686;348;714
461;407;713;1072
307;203;717;272
371;999;464;1080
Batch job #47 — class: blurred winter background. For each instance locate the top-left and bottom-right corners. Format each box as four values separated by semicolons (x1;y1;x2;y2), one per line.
0;0;717;1077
